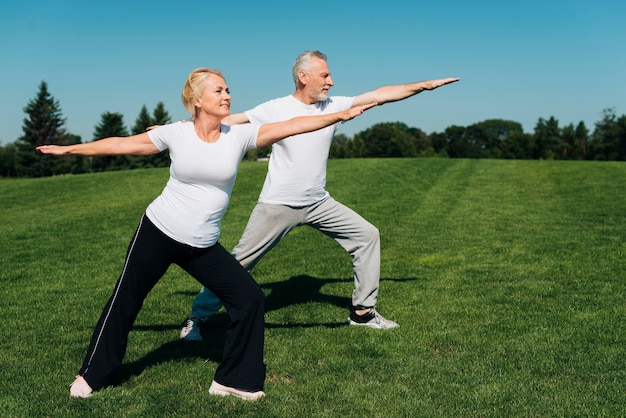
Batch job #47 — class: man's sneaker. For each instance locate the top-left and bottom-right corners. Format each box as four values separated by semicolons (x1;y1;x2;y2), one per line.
348;308;399;329
70;375;93;398
180;316;202;341
209;380;265;401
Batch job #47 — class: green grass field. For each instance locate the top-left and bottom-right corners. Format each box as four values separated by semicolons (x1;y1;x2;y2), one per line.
1;158;624;417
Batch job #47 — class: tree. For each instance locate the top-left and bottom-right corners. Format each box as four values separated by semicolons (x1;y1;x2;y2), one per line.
151;102;172;126
360;122;418;158
131;105;153;135
573;121;589;160
129;102;173;168
89;112;129;172
429;131;449;155
467;119;524;158
0;143;18;177
330;133;351;158
52;133;85;174
560;122;588;160
349;134;366;158
499;131;535;159
144;102;173;167
127;105;155;169
14;81;82;177
440;125;468;158
407;127;432;156
534;116;562;160
615;114;626;161
589;108;626;161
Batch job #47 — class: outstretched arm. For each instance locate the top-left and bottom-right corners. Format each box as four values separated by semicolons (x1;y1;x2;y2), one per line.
36;132;160;156
256;103;377;148
351;77;460;108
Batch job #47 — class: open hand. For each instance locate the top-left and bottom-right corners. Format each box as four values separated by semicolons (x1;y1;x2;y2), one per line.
423;77;461;90
36;145;68;155
342;102;378;121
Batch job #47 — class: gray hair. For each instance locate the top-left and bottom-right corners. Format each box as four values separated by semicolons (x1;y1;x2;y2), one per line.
292;50;328;87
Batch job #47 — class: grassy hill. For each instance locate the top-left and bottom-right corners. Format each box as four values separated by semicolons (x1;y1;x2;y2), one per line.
1;158;624;417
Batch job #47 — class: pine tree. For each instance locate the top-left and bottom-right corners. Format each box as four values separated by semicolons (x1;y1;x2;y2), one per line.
14;81;82;177
125;105;154;169
89;112;129;172
142;102;172;168
131;105;153;135
152;102;172;126
590;108;626;161
573;121;589;160
534;117;562;160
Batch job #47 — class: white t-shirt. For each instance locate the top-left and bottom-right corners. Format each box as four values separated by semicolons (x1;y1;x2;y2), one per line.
146;120;258;248
245;95;354;206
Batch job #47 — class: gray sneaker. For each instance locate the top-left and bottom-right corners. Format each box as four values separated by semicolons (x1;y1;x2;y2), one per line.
348;308;399;329
180;316;203;341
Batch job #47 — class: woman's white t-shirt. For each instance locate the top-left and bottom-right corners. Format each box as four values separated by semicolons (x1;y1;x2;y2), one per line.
146;120;258;248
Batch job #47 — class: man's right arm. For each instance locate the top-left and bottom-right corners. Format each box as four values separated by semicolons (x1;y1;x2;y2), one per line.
351;77;460;108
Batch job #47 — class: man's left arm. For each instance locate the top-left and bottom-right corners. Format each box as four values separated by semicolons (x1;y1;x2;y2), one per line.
351;77;460;108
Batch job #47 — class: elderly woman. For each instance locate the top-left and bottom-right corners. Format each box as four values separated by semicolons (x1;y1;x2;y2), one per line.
38;67;375;401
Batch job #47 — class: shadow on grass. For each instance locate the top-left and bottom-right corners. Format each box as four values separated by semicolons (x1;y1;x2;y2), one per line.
114;315;228;387
173;274;416;315
261;275;416;328
114;275;415;386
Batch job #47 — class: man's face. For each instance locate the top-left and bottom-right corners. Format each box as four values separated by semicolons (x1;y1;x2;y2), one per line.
302;57;334;102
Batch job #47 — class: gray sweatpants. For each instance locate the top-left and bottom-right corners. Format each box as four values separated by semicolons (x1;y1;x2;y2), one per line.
190;196;380;319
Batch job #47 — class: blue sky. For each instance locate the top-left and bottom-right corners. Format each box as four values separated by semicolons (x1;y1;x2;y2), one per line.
1;0;625;145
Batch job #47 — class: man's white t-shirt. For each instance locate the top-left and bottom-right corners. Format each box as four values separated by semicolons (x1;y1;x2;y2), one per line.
146;120;258;248
245;95;354;206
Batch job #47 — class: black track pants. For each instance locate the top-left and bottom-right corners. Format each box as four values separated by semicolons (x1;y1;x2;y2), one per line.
79;215;266;392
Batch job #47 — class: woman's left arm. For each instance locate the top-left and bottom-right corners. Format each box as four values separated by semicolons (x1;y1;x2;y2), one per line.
255;103;377;148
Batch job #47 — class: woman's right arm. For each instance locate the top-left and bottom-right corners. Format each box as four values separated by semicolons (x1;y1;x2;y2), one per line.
37;132;160;156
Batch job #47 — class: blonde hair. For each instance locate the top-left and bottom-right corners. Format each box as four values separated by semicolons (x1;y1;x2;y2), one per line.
181;68;226;118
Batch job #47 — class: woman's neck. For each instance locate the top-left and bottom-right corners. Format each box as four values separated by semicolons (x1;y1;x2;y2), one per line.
194;116;222;143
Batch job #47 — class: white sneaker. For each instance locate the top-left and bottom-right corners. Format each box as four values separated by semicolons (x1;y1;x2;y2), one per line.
70;375;93;398
348;308;399;329
209;380;265;401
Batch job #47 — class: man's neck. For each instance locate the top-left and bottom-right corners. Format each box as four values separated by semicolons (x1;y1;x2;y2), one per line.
292;90;317;105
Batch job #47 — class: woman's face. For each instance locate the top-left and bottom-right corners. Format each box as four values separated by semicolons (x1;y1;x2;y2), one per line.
195;73;231;118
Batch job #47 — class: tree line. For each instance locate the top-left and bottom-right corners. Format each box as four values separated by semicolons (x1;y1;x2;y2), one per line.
1;82;625;177
330;111;626;161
